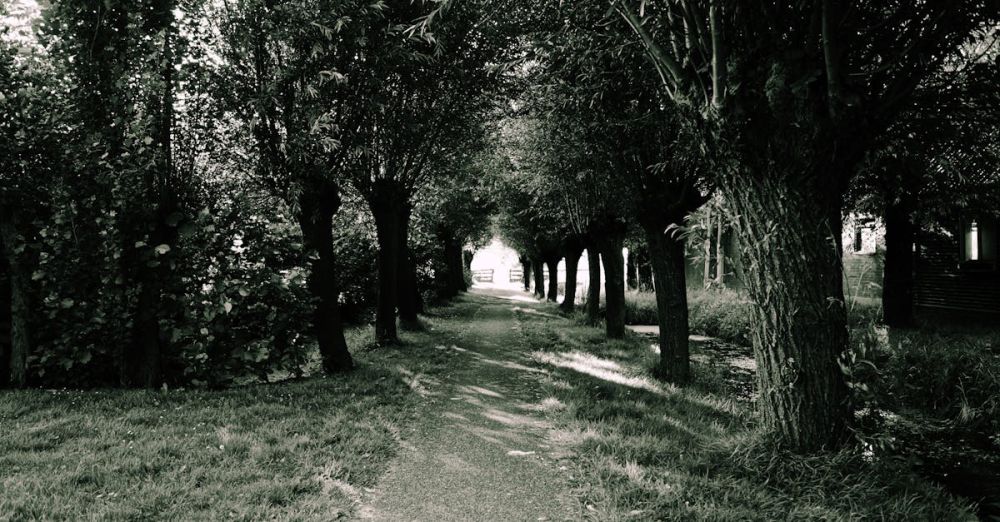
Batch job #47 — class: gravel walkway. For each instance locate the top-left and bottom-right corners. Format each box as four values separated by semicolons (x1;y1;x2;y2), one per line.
358;288;579;521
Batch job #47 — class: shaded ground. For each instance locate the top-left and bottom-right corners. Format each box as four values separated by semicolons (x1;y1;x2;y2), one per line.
360;288;579;521
0;361;418;520
2;289;983;520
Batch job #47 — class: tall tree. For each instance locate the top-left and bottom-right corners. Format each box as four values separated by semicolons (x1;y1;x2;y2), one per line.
609;0;999;450
216;0;377;372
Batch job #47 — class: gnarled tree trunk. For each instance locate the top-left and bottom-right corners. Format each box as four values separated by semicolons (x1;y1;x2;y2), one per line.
882;199;914;328
585;248;601;325
644;222;690;384
723;174;850;452
297;185;354;373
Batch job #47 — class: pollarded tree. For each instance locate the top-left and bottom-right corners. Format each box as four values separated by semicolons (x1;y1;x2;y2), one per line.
607;0;999;450
501;105;631;334
214;0;383;373
412;140;498;301
530;9;710;381
339;0;524;344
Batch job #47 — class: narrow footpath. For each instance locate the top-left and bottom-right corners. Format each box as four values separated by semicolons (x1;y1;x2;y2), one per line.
359;288;579;521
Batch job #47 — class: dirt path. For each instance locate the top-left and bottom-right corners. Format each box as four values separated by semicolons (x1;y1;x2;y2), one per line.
358;288;579;521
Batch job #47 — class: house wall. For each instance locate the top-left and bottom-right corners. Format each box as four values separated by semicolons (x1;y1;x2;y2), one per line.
843;254;883;300
915;231;1000;316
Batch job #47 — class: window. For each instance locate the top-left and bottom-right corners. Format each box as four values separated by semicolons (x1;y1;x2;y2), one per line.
960;218;997;266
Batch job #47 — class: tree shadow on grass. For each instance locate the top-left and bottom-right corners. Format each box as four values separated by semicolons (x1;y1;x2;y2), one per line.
519;320;973;521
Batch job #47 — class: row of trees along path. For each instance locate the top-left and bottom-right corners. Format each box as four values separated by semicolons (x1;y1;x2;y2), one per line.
1;0;998;460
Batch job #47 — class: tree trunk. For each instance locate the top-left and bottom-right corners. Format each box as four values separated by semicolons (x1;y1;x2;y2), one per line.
453;239;468;293
599;237;626;339
627;250;638;290
715;218;726;286
644;223;690;384
368;187;405;345
723;174;850;452
123;12;176;389
0;254;10;388
637;248;654;291
397;205;423;331
440;230;465;299
122;200;177;388
703;208;713;286
520;256;532;292
0;211;29;388
125;266;163;388
532;258;545;299
882;200;915;328
561;245;584;312
297;187;354;373
585;248;601;325
545;257;560;302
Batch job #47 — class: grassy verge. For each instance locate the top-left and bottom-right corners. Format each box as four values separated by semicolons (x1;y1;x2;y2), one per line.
0;320;467;521
518;308;976;520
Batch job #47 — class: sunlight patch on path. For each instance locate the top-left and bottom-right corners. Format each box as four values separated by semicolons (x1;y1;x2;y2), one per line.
359;292;579;521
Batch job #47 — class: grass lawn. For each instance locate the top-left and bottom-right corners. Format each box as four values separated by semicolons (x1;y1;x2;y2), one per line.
516;303;978;521
0;325;457;521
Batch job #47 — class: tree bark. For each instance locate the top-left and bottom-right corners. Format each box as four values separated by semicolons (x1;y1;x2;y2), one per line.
397;205;423;331
532;257;545;299
368;183;406;345
723;174;850;452
123;10;177;389
0;211;29;388
599;236;626;339
634;246;654;291
440;230;465;299
627;250;639;290
297;186;354;373
0;254;10;388
585;248;601;325
561;244;584;312
545;257;560;302
703;208;713;286
519;255;532;292
644;223;690;384
882;199;915;328
715;218;726;286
